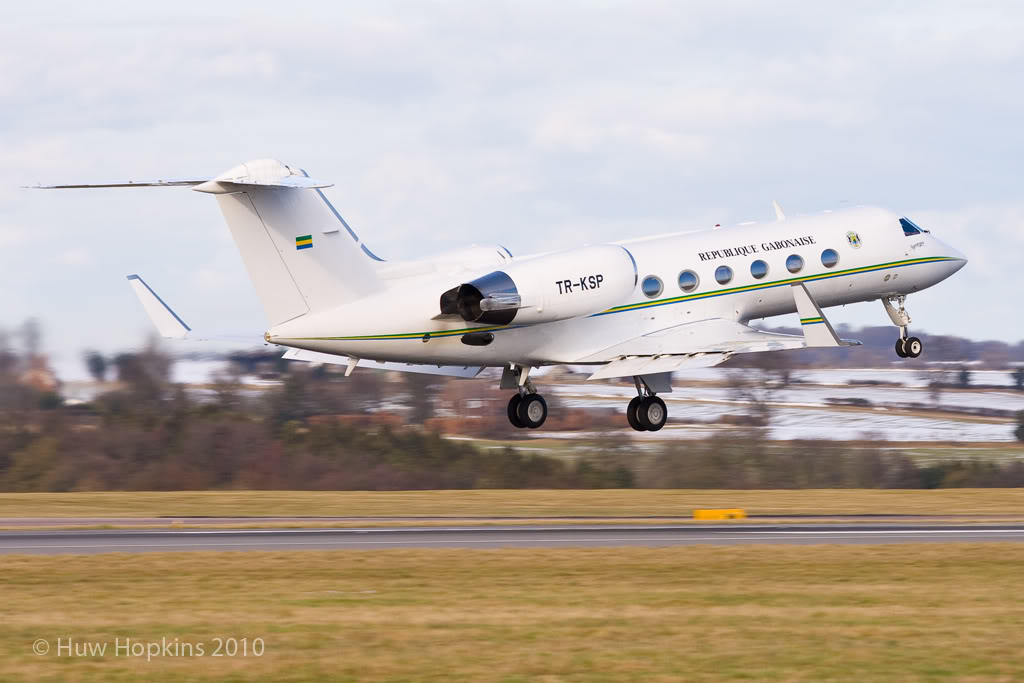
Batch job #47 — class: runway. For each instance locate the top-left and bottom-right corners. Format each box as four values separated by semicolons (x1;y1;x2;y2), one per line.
2;524;1024;554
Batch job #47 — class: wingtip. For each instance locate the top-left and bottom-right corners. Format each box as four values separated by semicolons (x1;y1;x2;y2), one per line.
126;274;140;281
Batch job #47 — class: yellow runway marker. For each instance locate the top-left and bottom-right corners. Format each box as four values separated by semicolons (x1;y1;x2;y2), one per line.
693;508;747;520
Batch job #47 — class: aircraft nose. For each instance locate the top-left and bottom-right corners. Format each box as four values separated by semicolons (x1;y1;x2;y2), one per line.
938;239;967;273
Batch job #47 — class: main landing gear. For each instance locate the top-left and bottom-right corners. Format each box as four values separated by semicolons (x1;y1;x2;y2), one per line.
626;376;667;432
502;365;670;432
504;365;548;429
884;295;923;359
507;391;548;429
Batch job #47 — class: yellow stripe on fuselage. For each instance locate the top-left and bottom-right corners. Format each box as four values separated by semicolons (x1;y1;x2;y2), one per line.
597;256;955;315
284;256;957;342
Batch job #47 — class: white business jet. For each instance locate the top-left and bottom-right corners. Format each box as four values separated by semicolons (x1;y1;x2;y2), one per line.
32;159;967;431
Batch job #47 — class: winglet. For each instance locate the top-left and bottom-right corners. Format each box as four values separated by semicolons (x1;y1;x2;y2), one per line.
791;282;843;347
126;274;191;339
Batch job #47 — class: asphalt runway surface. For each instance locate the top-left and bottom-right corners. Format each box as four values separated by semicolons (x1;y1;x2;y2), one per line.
2;524;1024;554
1;514;1013;527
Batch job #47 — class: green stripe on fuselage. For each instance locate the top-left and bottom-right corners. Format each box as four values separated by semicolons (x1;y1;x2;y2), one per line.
597;256;956;315
284;256;957;342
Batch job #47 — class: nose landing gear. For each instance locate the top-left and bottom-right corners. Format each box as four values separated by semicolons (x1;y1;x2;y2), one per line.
884;296;923;359
627;376;667;432
895;335;923;359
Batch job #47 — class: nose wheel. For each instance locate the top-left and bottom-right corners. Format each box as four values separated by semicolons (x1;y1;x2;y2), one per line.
884;296;924;359
626;377;668;431
895;336;923;359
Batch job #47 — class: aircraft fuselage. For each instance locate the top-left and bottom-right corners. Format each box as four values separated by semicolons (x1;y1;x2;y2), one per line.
268;206;966;367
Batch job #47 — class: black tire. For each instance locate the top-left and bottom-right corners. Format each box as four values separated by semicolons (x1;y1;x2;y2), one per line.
638;396;667;431
905;336;923;359
517;394;548;429
626;396;646;431
895;338;908;358
507;394;524;428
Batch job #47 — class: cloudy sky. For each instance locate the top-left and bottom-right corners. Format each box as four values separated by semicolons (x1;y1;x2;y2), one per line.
2;1;1022;364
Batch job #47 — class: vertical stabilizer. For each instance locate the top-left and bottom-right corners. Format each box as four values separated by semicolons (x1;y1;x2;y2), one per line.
196;160;383;326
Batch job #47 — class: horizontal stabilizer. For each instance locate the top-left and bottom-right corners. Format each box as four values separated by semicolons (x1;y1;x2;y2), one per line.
282;349;484;378
28;178;209;189
27;160;332;192
29;176;332;191
192;175;332;193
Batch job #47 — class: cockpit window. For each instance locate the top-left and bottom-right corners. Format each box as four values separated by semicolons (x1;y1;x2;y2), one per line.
900;217;929;236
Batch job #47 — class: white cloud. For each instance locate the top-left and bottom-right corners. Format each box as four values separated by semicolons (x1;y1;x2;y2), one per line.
53;248;93;266
191;267;236;290
1;1;1022;354
0;226;29;248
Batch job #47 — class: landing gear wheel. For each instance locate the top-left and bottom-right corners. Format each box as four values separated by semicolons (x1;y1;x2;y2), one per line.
895;338;908;358
517;394;548;429
905;336;923;359
638;396;668;432
626;396;646;431
507;394;524;428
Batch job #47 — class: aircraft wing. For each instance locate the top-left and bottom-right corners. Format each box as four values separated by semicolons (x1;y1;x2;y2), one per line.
579;283;860;380
282;349;484;378
127;274;263;342
578;316;860;381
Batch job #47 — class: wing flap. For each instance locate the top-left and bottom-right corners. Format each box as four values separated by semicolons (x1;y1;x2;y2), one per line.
282;349;484;378
578;316;844;381
587;353;728;381
577;318;808;362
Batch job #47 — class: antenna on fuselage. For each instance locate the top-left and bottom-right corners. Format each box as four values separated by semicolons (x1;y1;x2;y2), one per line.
772;200;786;222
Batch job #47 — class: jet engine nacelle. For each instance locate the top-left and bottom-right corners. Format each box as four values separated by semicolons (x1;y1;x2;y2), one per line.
445;245;638;325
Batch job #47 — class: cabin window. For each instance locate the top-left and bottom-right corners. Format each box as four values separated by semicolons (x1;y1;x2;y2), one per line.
641;275;663;299
678;270;699;293
786;254;804;274
821;249;839;268
750;260;769;280
715;265;734;285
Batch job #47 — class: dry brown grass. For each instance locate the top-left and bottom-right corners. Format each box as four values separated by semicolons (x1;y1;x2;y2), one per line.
1;489;1024;522
2;544;1024;681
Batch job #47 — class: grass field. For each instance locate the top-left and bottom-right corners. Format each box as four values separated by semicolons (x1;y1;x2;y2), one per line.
3;544;1024;681
1;489;1023;522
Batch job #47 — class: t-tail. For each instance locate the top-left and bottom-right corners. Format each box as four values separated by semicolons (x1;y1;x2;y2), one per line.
31;158;385;326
